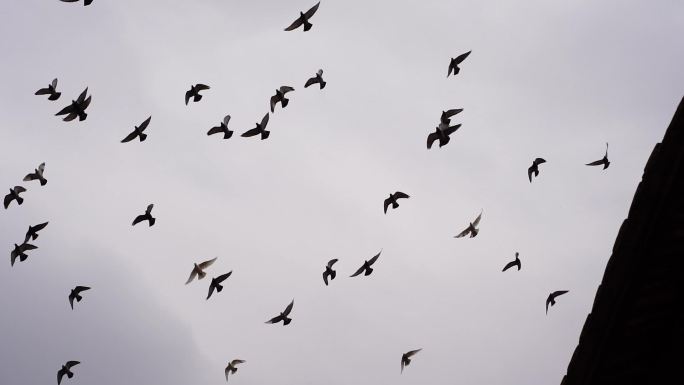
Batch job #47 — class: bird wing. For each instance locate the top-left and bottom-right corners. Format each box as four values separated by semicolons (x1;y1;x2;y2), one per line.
454;50;472;64
35;87;51;95
585;159;604;166
185;269;198;284
394;191;410;200
553;290;569;298
66;361;80;369
472;211;482;227
23;172;37;181
605;142;609;156
534;158;546;166
14;186;26;193
427;131;439;149
241;128;261;137
327;258;338;268
546;297;551;314
206;283;216;300
225;365;231;381
52;78;58;88
138;116;152;131
405;348;422;358
265;314;283;324
55;104;76;116
283;299;294;315
3;194;12;208
443;124;461;136
198;257;217;269
269;95;278;112
69;294;75;309
146;204;154;214
527;166;534;182
32;222;48;233
304;77;317;88
195;84;210;91
81;95;92;109
502;261;516;272
454;227;470;238
76;88;88;103
323;270;329;285
21;243;38;251
231;359;245;365
57;368;66;385
216;271;233;283
223;115;231;125
304;1;320;18
132;214;146;226
383;197;391;214
279;86;295;93
207;126;223;136
284;17;304;31
184;90;191;105
317;69;323;76
121;131;138;143
260;113;270;127
38;163;45;174
367;250;381;265
441;108;463;122
74;286;90;293
349;265;365;277
401;358;405;373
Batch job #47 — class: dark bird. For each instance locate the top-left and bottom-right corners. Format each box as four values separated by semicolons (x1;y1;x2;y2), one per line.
59;0;93;5
132;204;155;227
185;84;210;105
241;113;270;140
384;191;410;214
121;116;152;143
35;78;61;100
502;252;521;272
207;271;233;300
10;241;38;266
439;108;463;126
427;109;463;149
322;258;338;286
207;115;233;139
528;158;546;183
185;257;218;284
23;162;48;186
68;286;90;310
454;211;482;238
447;51;471;77
55;87;91;122
350;250;381;277
25;221;49;243
546;290;569;314
265;299;294;326
401;349;422;373
586;143;610;170
57;361;80;385
304;69;326;89
225;359;246;382
4;186;27;209
270;86;295;112
284;2;321;32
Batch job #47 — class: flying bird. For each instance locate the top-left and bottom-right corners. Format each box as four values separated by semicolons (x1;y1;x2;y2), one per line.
427;109;463;149
447;51;471;77
384;191;410;214
454;211;482;238
68;286;90;310
132;204;155;227
322;258;338;286
401;349;422;373
55;87;91;121
350;250;381;277
207;115;233;139
284;2;321;32
241;113;270;140
35;78;61;100
270;86;295;112
304;69;326;89
4;186;27;209
121;116;152;143
502;252;521;272
586;143;610;170
265;299;294;326
224;359;246;382
25;221;49;243
23;162;47;186
185;257;218;284
59;0;93;5
10;241;38;266
57;361;80;385
207;271;233;300
528;158;546;182
185;84;210;105
546;290;569;314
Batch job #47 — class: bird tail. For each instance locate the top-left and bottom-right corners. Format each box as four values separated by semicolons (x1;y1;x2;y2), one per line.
330;270;336;280
76;294;83;302
16;196;24;205
261;130;270;140
194;94;203;102
303;20;313;31
148;217;156;226
139;133;148;141
230;367;238;374
216;284;223;293
471;229;479;237
392;202;399;209
283;317;292;325
281;97;289;108
40;177;47;186
198;271;207;280
49;93;61;101
364;267;373;276
224;131;233;139
67;371;74;379
78;112;88;121
439;136;451;147
320;81;326;89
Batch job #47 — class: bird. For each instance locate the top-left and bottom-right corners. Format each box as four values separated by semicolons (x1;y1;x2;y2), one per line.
24;222;49;243
35;78;61;100
185;84;210;105
528;158;546;182
57;361;80;385
270;86;295;112
241;113;271;140
401;349;422;373
132;204;155;227
586;143;610;170
322;258;338;286
121;116;152;143
454;211;482;238
4;186;27;209
68;286;90;310
23;162;47;186
427;123;462;149
207;115;233;139
59;0;93;5
284;2;321;32
265;299;294;326
224;359;246;382
304;69;326;89
10;241;38;266
207;271;233;300
55;87;91;122
350;250;381;277
384;191;410;214
447;51;471;77
546;290;569;314
502;252;521;272
185;257;218;284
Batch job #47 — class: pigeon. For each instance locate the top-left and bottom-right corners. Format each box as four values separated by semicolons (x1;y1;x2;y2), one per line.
10;242;38;266
57;361;80;385
207;115;233;139
528;158;546;182
207;271;233;300
224;359;246;381
284;2;321;32
447;51;471;77
270;86;295;112
304;69;326;89
401;349;422;373
350;250;381;277
265;299;294;326
55;87;91;121
185;257;217;284
25;222;49;243
4;186;27;209
586;143;610;170
241;113;271;140
322;258;338;286
121;116;152;143
502;252;521;272
132;204;155;227
546;290;569;314
59;0;93;5
23;162;47;186
35;78;61;100
68;286;90;310
185;84;210;105
454;211;482;238
384;191;410;214
427;124;462;149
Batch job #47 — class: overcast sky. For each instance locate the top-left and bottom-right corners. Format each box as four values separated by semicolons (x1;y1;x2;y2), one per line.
1;1;682;384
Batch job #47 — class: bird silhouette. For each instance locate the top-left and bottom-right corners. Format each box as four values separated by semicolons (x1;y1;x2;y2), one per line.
270;86;295;112
185;84;210;105
284;2;321;32
528;158;546;182
55;87;91;121
10;241;38;266
265;299;294;326
4;186;27;209
132;204;155;227
546;290;569;314
586;143;610;170
207;271;232;300
350;250;381;277
427;124;462;149
241;113;270;140
25;222;49;243
401;349;422;373
439;108;463;126
57;361;80;385
23;162;47;186
35;78;61;100
384;191;410;214
224;359;246;381
304;69;326;89
322;258;338;286
447;51;471;77
68;286;90;310
121;116;152;143
185;257;218;284
454;211;482;238
502;252;521;272
207;115;233;139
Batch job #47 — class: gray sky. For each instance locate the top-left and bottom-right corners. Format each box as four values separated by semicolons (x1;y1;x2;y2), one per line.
1;0;682;384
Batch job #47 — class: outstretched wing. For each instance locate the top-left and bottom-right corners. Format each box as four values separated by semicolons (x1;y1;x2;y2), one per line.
241;128;261;137
132;214;146;226
472;211;482;227
454;50;471;64
56;103;75;116
349;264;365;277
138;116;152;131
279;86;295;94
35;87;51;95
195;84;210;91
260;113;270;128
207;126;223;136
185;269;198;285
76;88;88;103
121;131;138;143
405;348;422;358
585;159;604;166
454;227;470;238
265;314;283;324
65;361;80;369
367;250;381;265
552;290;569;298
146;204;154;214
502;260;516;272
216;271;233;283
327;258;338;268
223;115;231;125
441;108;463;123
394;191;410;200
32;222;49;232
304;77;317;88
383;197;391;214
427;131;439;149
198;257;217;269
184;90;191;105
23;172;38;182
443;124;461;136
269;95;278;112
282;299;294;316
284;17;304;31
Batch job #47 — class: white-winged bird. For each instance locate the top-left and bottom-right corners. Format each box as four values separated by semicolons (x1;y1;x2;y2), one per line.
384;191;410;214
284;2;321;32
241;113;270;140
207;115;233;139
546;290;569;314
121;116;152;143
447;51;471;77
25;222;49;243
57;361;80;385
68;286;90;310
528;158;546;182
586;142;610;170
4;186;27;209
454;211;482;238
350;250;381;277
132;204;155;227
185;257;218;284
322;258;338;286
23;162;47;186
270;86;295;112
10;241;38;266
401;349;422;373
224;359;246;382
35;78;61;101
207;271;232;300
55;87;91;122
265;299;294;326
185;84;210;105
304;69;326;89
502;252;521;272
